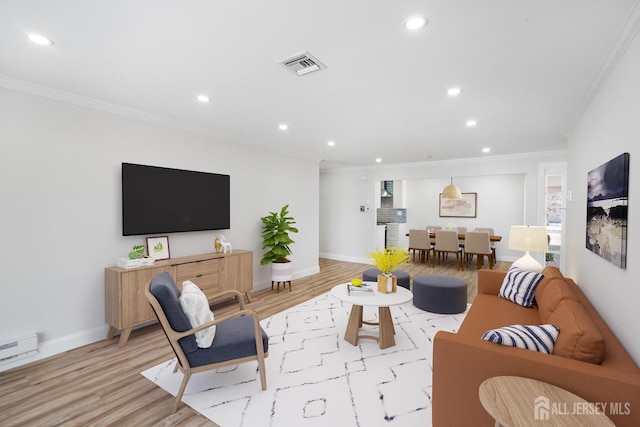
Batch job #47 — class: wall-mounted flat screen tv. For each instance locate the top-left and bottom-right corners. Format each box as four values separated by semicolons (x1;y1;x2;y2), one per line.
122;163;230;236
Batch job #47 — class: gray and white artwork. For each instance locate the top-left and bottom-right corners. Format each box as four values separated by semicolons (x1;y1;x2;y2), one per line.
586;153;629;269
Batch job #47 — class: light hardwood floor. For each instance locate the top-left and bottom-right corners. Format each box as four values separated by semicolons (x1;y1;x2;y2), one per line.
0;257;510;426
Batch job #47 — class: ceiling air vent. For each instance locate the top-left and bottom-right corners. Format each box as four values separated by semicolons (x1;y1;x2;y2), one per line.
279;51;326;76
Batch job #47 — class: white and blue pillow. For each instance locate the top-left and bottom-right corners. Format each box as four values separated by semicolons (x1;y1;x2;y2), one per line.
482;324;559;354
498;267;544;307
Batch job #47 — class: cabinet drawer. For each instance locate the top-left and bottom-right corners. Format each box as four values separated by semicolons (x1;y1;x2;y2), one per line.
175;259;219;280
186;273;219;296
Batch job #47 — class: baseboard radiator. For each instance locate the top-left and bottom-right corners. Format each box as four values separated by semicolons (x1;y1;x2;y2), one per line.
0;334;38;364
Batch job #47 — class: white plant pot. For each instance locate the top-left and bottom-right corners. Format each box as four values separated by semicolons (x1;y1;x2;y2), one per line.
271;261;293;282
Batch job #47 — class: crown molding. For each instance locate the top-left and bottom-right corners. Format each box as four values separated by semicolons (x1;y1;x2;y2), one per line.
320;150;568;175
566;0;640;136
0;74;319;163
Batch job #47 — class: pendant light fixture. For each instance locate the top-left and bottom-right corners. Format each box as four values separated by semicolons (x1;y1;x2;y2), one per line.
442;177;462;199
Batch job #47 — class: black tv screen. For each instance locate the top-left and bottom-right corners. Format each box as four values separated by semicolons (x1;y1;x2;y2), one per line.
122;163;230;236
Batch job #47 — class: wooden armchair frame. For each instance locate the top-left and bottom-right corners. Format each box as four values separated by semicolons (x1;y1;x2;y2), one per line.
145;279;268;413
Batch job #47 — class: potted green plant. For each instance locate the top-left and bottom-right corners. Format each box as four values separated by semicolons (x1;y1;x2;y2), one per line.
545;234;556;266
260;205;298;283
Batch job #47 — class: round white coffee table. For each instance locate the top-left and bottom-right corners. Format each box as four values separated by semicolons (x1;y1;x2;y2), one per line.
331;282;412;349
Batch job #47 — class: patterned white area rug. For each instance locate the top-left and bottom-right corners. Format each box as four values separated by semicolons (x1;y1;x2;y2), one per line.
141;291;468;427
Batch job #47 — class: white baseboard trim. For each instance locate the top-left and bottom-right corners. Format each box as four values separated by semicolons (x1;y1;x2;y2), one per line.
0;326;108;373
320;253;369;264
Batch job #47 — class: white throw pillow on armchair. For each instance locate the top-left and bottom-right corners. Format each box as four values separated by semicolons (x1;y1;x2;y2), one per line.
179;280;216;348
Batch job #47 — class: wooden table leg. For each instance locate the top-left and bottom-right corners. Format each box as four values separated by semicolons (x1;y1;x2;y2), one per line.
344;305;363;346
378;307;396;349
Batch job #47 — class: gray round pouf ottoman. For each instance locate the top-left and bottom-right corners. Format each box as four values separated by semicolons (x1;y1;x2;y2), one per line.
413;274;467;314
362;268;411;290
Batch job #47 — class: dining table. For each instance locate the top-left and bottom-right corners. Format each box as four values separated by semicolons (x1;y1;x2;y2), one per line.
406;232;502;242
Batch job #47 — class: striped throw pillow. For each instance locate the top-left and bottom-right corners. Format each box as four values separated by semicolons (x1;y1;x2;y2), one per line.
481;324;560;354
498;267;544;307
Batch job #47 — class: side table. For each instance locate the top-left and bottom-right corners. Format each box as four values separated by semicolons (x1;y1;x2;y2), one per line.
479;376;615;426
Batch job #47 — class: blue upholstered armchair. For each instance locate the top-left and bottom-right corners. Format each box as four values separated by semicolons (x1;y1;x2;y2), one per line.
145;272;269;413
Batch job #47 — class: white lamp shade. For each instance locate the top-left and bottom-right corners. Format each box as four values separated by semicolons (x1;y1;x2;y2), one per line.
508;226;549;252
508;225;549;272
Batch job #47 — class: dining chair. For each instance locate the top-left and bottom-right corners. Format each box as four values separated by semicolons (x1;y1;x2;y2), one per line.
426;225;442;246
464;231;494;269
409;229;432;264
145;272;269;413
432;230;464;270
475;227;496;264
456;226;467;250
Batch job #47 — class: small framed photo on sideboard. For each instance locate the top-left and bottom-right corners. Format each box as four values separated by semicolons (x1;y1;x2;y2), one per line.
146;236;170;260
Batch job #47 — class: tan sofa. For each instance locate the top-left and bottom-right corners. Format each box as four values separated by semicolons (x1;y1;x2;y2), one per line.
432;266;640;427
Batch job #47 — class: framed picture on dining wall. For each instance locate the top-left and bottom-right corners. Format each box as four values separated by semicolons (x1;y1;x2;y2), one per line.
586;152;629;269
439;192;477;218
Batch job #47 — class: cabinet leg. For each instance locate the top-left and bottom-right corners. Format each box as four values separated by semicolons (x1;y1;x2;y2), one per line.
106;326;117;340
245;291;253;303
118;328;132;348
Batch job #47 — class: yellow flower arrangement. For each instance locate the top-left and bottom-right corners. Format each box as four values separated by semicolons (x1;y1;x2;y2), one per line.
367;246;411;275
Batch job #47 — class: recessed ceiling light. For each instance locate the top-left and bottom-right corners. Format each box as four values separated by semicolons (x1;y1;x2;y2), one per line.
327;141;336;147
279;124;289;131
405;16;428;30
196;95;211;103
376;158;382;163
447;87;462;96
28;33;54;46
482;147;491;153
466;120;478;127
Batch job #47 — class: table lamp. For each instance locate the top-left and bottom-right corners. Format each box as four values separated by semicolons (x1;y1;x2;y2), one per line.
508;225;549;272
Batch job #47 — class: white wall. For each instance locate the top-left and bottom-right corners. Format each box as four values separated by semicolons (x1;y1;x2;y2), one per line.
566;27;640;363
320;152;566;265
0;86;319;370
402;174;524;251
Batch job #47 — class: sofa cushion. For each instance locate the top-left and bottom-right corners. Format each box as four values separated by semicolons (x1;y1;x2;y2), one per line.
536;277;580;322
547;299;605;364
457;294;542;338
535;266;566;295
498;267;544;307
481;324;560;354
179;280;216;348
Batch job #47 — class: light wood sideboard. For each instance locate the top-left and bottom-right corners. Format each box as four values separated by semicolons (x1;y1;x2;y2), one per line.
105;250;253;347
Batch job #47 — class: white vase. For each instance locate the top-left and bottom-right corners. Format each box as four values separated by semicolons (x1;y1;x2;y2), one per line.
271;261;293;282
385;273;393;292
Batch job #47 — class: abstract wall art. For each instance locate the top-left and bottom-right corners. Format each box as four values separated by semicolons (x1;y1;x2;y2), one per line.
586;152;629;268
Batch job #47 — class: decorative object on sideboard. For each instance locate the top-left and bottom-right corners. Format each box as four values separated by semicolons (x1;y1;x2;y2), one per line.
146;236;170;260
586;152;629;269
117;244;155;268
214;235;232;254
508;225;549;272
128;245;145;260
